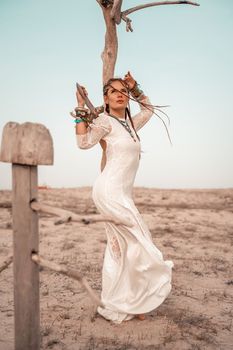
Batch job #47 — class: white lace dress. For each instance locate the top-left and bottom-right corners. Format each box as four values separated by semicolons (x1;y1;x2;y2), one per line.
76;94;174;324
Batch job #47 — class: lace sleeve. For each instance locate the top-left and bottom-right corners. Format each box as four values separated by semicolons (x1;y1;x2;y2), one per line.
76;114;112;149
132;94;154;132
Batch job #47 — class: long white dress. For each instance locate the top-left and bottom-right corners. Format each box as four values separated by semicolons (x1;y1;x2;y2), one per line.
76;94;174;324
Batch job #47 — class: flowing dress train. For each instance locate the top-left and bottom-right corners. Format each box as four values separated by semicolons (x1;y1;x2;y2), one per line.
76;94;174;323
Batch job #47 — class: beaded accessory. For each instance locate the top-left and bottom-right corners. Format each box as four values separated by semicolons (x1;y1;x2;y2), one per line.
109;114;137;142
75;107;89;118
70;105;105;125
74;118;85;124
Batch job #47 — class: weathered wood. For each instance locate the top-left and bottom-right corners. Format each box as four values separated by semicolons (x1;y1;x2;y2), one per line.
123;0;200;18
30;200;134;227
97;0;200;77
110;0;123;24
97;1;118;84
0;201;12;208
0;122;53;165
0;254;13;273
0;122;19;164
12;164;40;350
121;1;199;32
32;254;103;307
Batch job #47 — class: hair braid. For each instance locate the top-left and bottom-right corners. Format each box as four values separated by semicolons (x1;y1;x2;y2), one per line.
125;107;140;142
103;77;172;145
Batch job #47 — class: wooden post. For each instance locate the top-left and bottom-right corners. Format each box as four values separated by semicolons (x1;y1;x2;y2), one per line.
0;121;53;350
12;164;39;349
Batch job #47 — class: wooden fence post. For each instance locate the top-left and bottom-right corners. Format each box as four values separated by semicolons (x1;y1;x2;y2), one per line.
0;121;53;350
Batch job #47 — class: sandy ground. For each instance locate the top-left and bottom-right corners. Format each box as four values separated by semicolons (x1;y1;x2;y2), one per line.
0;187;233;350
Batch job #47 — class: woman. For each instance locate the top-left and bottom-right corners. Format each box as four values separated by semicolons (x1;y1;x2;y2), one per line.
73;72;174;324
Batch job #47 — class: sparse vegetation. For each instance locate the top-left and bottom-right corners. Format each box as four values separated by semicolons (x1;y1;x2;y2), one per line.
1;187;233;349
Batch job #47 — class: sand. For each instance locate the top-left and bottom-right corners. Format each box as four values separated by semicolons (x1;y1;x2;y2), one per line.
0;187;233;350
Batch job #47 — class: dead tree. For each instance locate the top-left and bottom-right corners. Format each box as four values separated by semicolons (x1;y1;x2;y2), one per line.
96;0;199;169
97;0;200;84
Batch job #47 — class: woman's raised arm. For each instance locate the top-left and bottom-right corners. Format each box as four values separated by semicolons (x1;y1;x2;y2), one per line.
76;115;111;149
123;71;154;132
132;94;154;132
74;86;112;149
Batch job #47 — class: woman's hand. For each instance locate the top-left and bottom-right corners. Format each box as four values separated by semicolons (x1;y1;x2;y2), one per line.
76;86;88;107
123;71;136;90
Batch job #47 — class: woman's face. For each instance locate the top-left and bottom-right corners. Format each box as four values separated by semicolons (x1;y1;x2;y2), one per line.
104;80;129;112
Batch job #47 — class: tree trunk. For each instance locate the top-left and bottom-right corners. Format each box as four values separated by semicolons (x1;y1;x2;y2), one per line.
99;5;118;84
97;2;119;170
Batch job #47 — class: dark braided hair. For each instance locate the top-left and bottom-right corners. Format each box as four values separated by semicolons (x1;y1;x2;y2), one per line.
103;77;172;145
103;78;140;142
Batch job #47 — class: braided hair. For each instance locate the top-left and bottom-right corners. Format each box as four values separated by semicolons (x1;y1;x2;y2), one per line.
103;77;172;145
103;78;140;142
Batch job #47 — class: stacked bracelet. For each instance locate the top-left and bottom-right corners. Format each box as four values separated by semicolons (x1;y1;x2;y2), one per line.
70;105;103;125
70;106;90;124
74;118;85;124
130;81;144;98
75;107;90;118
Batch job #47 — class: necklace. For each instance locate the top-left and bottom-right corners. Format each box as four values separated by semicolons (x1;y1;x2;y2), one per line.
109;114;137;142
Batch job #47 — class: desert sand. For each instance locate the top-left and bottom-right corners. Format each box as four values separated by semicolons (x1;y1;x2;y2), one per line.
0;187;233;350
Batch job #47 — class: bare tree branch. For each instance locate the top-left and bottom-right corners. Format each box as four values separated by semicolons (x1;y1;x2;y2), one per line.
121;13;133;32
32;254;103;307
97;0;118;84
31;200;134;227
120;1;199;32
111;0;123;24
0;254;13;273
122;1;200;17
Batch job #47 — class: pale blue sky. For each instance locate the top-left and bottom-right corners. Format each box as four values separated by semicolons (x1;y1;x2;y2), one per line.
0;0;232;189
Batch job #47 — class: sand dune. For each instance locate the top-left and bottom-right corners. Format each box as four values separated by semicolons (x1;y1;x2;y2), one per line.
0;187;233;349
